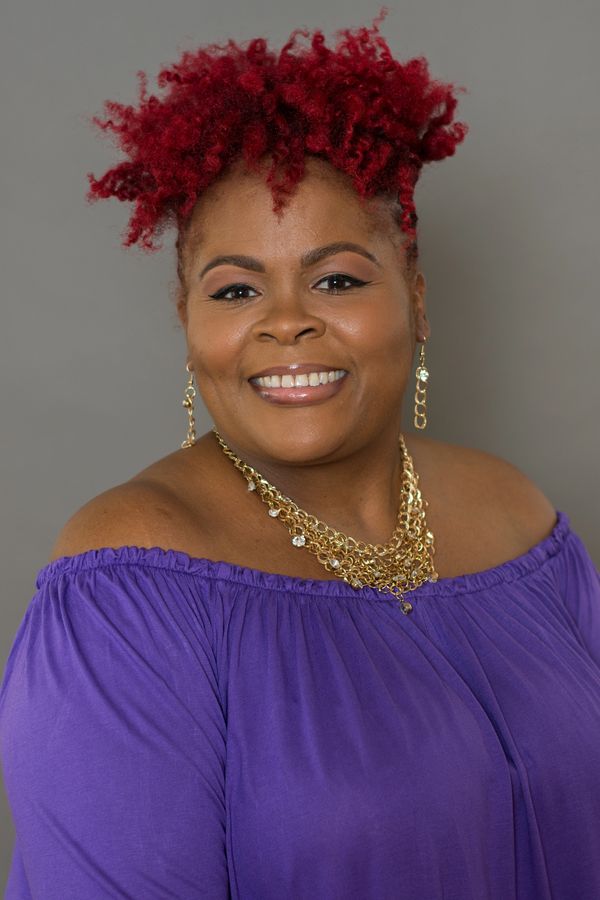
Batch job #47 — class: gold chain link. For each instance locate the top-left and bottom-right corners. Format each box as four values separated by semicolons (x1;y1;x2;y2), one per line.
181;363;197;449
212;428;438;614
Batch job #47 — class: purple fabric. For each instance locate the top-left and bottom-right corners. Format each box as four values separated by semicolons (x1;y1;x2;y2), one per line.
1;508;600;899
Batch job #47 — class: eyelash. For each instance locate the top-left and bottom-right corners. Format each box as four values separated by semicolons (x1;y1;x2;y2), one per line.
208;273;369;302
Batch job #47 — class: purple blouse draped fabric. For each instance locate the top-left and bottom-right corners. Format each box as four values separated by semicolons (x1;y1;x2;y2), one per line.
1;508;600;899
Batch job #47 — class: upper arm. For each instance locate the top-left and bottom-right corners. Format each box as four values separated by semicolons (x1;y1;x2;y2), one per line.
49;481;189;562
1;552;230;898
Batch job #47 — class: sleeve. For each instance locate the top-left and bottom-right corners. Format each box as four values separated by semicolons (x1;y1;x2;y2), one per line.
558;528;600;669
0;562;229;899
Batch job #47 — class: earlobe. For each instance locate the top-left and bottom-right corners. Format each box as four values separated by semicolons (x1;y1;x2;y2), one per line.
411;271;430;340
413;309;430;342
417;311;431;342
413;269;426;300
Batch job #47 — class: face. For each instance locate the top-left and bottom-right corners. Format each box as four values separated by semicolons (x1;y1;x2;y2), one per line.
176;155;430;466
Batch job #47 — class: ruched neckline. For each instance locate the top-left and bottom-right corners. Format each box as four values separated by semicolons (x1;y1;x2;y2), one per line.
34;509;572;601
5;506;599;899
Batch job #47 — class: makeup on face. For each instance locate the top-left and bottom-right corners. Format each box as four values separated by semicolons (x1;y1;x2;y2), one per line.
248;366;349;406
181;160;417;428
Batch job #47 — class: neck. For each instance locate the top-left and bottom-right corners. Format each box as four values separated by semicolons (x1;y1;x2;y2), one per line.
212;422;407;545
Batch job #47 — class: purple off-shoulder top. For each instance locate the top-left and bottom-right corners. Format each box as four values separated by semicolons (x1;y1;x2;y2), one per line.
1;508;599;899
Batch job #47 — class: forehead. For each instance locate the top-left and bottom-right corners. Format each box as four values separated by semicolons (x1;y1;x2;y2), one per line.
182;156;397;257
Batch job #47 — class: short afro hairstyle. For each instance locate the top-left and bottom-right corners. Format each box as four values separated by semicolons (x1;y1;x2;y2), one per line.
86;7;469;267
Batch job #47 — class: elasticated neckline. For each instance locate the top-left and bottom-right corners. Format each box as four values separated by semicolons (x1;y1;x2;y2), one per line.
34;509;572;601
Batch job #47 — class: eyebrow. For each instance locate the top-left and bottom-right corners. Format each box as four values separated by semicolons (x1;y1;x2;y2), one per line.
198;242;382;280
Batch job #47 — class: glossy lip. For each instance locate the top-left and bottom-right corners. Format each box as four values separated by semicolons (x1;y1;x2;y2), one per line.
248;371;348;405
248;362;348;381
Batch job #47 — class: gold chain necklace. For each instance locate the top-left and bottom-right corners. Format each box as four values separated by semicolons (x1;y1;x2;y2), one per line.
212;427;438;614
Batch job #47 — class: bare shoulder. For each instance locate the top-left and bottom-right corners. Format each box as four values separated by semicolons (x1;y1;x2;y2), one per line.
48;478;196;563
405;432;558;574
48;433;234;564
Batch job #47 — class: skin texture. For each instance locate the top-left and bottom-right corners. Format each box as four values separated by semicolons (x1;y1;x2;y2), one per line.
175;155;430;546
50;155;557;578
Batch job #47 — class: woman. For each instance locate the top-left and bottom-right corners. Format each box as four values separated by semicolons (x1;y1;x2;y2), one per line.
1;12;599;899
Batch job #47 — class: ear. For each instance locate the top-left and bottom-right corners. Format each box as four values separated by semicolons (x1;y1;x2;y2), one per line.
410;270;430;341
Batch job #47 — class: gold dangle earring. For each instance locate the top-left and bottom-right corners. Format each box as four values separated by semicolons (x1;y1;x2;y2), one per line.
413;336;429;430
181;361;197;448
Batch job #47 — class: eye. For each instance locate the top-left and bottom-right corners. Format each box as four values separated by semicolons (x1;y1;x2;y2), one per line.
208;283;260;302
314;273;368;294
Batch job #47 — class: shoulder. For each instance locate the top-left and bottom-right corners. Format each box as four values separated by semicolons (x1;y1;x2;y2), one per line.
48;431;228;564
448;439;556;536
48;478;197;563
404;433;558;572
47;433;232;564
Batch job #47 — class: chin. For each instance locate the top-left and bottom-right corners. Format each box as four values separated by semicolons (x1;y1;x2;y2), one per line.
247;426;351;465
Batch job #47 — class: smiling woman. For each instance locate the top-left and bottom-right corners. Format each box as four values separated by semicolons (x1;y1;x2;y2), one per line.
174;154;430;481
1;8;599;900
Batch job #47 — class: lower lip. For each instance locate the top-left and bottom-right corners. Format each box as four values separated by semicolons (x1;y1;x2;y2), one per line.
248;373;348;405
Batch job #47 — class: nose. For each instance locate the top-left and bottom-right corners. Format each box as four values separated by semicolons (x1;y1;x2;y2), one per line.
252;293;327;344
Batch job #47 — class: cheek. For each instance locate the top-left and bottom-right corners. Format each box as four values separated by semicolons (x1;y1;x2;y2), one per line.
186;312;245;378
344;306;414;403
344;304;411;363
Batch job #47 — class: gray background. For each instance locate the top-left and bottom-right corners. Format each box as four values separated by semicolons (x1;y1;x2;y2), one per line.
1;0;598;885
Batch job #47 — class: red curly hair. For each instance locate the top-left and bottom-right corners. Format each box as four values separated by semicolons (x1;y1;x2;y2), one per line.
86;7;468;266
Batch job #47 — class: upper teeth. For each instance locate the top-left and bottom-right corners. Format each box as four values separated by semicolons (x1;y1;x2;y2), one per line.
253;370;346;388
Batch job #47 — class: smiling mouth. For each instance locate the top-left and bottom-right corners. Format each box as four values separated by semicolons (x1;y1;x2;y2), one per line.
249;369;347;390
248;370;349;406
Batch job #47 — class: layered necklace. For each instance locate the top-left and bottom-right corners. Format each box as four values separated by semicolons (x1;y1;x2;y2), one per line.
212;428;438;614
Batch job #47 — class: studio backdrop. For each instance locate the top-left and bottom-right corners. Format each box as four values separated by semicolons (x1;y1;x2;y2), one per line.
1;0;598;882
